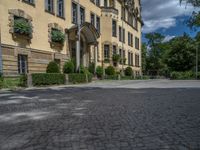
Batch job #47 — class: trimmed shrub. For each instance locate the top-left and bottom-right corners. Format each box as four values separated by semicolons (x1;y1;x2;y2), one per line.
96;66;103;78
46;61;60;73
19;75;27;87
32;73;65;86
105;66;115;76
125;67;133;76
63;60;75;74
68;73;88;84
104;75;118;80
170;71;195;80
0;74;3;89
88;63;95;74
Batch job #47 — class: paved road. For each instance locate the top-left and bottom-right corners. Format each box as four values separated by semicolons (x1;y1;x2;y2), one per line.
0;83;200;149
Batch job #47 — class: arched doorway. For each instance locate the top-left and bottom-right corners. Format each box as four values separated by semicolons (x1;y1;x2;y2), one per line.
67;22;100;69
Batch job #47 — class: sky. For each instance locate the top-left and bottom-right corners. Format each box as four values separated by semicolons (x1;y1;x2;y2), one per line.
141;0;199;42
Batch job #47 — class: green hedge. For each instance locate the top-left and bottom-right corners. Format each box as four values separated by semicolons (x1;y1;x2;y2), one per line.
170;71;198;80
104;75;118;80
0;76;3;89
68;73;93;84
32;73;65;86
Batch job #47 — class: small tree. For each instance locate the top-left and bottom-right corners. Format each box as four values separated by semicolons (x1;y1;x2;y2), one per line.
125;67;133;76
63;60;75;74
96;66;103;78
46;61;60;73
105;66;115;75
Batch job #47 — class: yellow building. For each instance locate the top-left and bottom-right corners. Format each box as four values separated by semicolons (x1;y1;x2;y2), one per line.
0;0;142;76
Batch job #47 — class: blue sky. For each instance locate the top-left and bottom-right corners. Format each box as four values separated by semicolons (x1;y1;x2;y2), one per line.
141;0;199;43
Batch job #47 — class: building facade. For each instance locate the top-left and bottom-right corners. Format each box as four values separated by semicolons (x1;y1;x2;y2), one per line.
0;0;142;76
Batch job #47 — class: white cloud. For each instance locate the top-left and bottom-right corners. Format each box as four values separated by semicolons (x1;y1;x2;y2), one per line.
141;0;197;33
163;35;176;42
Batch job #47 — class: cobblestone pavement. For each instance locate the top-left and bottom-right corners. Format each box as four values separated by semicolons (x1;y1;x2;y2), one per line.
0;87;200;150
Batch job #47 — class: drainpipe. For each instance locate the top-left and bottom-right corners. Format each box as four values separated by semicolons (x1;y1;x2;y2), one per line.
0;24;3;75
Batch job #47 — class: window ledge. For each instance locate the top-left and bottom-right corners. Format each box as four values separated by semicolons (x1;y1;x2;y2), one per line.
22;1;35;7
45;10;55;16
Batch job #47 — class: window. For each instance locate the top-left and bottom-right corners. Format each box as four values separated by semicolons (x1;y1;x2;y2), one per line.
112;20;117;37
91;13;95;26
96;16;100;33
104;0;108;7
18;55;28;74
45;0;54;13
113;45;117;55
72;2;77;24
123;28;125;43
128;52;131;65
135;37;140;50
23;0;35;5
57;0;64;18
119;26;122;42
135;54;140;67
128;32;133;46
104;45;110;59
80;7;85;24
123;50;126;64
96;0;100;6
121;6;126;20
119;49;122;64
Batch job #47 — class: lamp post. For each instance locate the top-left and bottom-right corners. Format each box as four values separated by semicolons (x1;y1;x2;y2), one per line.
76;0;81;73
0;24;3;75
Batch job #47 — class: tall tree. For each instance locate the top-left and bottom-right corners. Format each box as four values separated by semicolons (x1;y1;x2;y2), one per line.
145;33;165;74
141;43;147;74
166;33;196;71
180;0;200;29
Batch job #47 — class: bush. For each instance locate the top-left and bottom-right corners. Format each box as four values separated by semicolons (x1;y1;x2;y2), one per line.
46;61;60;73
0;74;3;89
80;65;90;74
51;28;65;44
96;66;103;78
63;60;75;74
125;67;133;76
14;17;32;36
170;71;195;80
69;73;90;84
32;73;65;86
88;63;95;74
105;66;115;75
19;75;27;87
104;75;118;80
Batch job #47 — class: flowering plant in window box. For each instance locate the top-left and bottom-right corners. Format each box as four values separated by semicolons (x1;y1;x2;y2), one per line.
51;29;65;45
14;17;32;38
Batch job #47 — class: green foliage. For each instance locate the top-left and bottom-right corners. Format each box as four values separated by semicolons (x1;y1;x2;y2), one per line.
46;61;60;73
125;67;133;76
51;29;65;44
112;54;121;62
14;17;32;36
88;63;95;74
68;73;92;84
170;71;196;80
19;75;27;87
104;59;110;63
104;75;118;80
0;76;3;89
80;65;90;74
142;43;147;73
96;66;104;78
32;73;65;86
166;34;196;72
63;60;75;74
105;66;115;75
0;77;21;89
